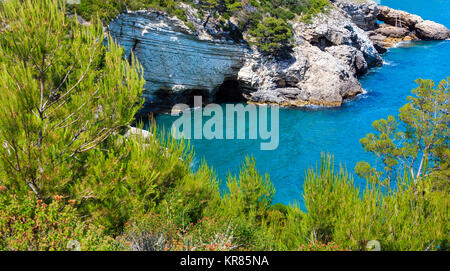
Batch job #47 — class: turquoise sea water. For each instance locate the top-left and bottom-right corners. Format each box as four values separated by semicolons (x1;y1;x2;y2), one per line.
156;0;450;208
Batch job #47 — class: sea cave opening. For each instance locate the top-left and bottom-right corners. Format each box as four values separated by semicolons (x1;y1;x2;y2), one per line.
214;79;246;104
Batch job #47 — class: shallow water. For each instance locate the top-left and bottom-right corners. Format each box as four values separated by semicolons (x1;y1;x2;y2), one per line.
155;0;450;208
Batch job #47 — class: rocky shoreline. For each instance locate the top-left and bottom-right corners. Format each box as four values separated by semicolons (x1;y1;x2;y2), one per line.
107;0;450;113
368;5;450;52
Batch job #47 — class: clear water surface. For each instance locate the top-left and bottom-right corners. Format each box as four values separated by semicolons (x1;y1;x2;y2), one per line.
155;0;450;208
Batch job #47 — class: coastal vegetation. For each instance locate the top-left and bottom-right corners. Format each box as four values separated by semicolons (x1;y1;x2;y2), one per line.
248;17;294;55
0;0;448;251
68;0;330;24
68;0;330;54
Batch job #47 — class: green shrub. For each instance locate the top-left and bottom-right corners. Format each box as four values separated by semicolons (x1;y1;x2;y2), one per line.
0;0;447;252
302;155;361;244
0;0;144;201
248;17;293;55
120;212;239;251
356;78;450;188
0;192;116;251
298;241;347;251
300;0;330;22
69;0;330;55
302;154;448;251
70;0;188;23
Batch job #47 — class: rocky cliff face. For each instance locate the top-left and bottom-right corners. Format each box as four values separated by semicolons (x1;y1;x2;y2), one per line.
331;0;379;31
107;1;449;112
109;11;248;111
239;7;382;107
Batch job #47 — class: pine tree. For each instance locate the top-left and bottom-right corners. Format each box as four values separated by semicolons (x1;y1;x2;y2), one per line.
356;78;450;187
0;0;145;200
248;17;293;55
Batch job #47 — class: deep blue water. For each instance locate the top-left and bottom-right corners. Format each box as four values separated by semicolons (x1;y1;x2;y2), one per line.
156;0;450;208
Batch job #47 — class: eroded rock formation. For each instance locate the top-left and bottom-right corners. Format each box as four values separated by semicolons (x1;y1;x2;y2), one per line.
107;1;450;112
109;11;247;111
415;20;450;40
332;0;379;31
378;5;424;31
239;7;381;107
338;1;450;52
372;5;450;47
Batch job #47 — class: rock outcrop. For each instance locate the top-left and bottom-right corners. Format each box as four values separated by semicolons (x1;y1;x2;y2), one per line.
293;8;382;67
332;2;450;53
239;7;381;107
325;45;368;76
109;11;247;111
377;5;424;31
107;1;449;112
376;5;450;42
367;24;417;49
332;0;379;31
238;44;364;107
415;20;450;40
374;25;410;38
109;5;383;110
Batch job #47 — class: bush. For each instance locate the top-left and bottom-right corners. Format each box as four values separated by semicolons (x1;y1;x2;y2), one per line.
0;192;116;251
0;0;447;252
76;125;192;234
120;212;238;251
0;0;144;200
302;154;448;251
302;155;360;244
69;0;330;56
71;0;188;23
248;17;293;55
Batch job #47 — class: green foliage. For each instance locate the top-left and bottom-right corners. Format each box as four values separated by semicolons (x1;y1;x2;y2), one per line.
0;0;144;201
120;212;238;251
298;241;347;251
153;157;280;250
0;191;117;251
257;0;329;21
70;0;188;23
303;154;448;251
69;0;330;55
199;0;244;26
0;0;447;252
74;125;192;234
429;148;450;192
0;0;160;239
302;155;361;244
298;0;330;23
356;78;450;188
248;17;293;55
213;158;276;248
